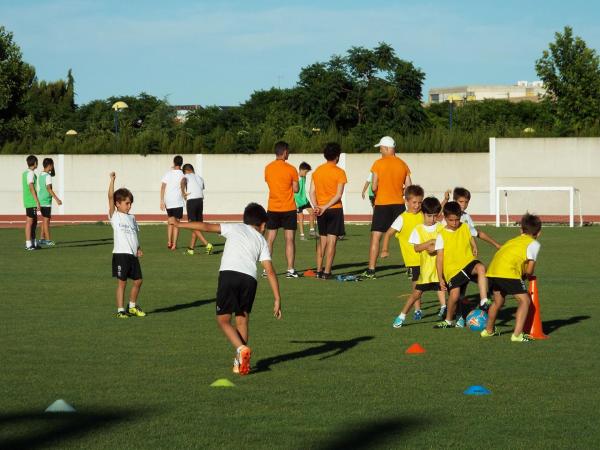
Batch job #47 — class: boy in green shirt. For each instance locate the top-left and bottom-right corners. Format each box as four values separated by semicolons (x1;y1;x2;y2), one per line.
38;158;63;246
22;155;41;250
295;162;315;240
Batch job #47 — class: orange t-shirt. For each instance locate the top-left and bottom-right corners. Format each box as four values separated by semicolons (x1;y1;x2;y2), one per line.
264;159;299;212
371;155;411;205
312;162;348;209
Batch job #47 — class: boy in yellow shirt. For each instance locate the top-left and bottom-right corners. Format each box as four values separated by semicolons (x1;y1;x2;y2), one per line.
381;185;424;319
481;213;542;342
434;201;489;328
392;197;446;327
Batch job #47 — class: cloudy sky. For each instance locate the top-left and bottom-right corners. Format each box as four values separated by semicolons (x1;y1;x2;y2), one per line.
2;0;599;106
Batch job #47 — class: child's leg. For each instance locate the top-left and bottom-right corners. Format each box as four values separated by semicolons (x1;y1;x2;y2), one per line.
472;263;489;302
235;312;249;345
485;291;505;333
129;279;143;305
323;235;338;273
444;287;461;322
31;214;37;244
167;217;174;244
44;217;51;241
116;279;127;310
401;290;423;315
284;229;296;271
172;218;180;247
412;281;422;311
298;212;304;236
194;230;208;246
25;217;33;243
266;229;277;256
316;235;326;272
307;208;315;231
513;293;532;336
216;314;245;349
437;289;446;307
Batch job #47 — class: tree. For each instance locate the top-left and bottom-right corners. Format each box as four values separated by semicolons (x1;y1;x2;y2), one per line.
536;26;600;131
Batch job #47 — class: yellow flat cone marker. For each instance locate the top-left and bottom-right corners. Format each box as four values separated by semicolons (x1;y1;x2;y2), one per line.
211;378;235;388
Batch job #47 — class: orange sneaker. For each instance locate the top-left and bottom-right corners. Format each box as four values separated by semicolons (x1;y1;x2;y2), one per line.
237;346;252;376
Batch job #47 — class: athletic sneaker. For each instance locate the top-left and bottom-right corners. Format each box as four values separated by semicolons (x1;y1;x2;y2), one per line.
300;235;307;241
232;358;240;374
286;269;300;278
309;229;316;236
480;299;493;311
434;320;455;329
237;346;252;376
320;272;332;280
261;270;267;278
437;305;447;318
186;248;195;256
456;317;465;328
25;246;37;251
413;310;423;321
392;315;405;328
480;328;501;338
128;305;146;317
44;240;56;247
205;243;213;255
116;311;130;319
511;333;533;343
360;269;376;280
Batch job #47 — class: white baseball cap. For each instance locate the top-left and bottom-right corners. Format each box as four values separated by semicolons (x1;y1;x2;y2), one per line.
374;136;395;148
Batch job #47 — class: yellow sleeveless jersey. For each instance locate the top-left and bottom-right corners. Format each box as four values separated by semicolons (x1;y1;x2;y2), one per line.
415;223;444;284
486;234;535;280
440;223;475;280
395;211;423;267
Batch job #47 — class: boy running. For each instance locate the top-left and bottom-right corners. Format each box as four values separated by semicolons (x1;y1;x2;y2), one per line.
309;143;348;279
481;213;542;343
362;136;412;279
392;197;447;327
434;201;489;329
108;172;145;319
380;185;425;318
295;162;315;240
160;155;185;250
264;141;300;278
176;203;282;375
181;163;213;255
38;158;63;246
22;155;41;250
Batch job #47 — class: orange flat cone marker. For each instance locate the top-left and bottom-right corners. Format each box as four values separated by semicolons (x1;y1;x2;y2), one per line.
304;269;316;277
525;276;549;339
405;343;426;354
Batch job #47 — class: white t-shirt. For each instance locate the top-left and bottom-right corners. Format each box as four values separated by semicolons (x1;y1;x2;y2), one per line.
111;212;139;255
390;214;403;231
219;223;271;279
408;223;439;245
526;240;541;261
161;169;185;209
27;170;35;184
184;173;204;200
44;174;52;186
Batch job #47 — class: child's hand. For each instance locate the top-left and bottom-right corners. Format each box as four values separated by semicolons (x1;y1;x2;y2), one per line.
160;201;166;211
380;249;389;259
439;280;447;291
444;189;451;201
57;199;63;206
137;248;143;257
109;172;116;180
273;299;282;319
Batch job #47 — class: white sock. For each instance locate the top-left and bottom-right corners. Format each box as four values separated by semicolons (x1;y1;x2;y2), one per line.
236;345;245;353
399;313;406;320
118;307;125;312
480;298;489;306
287;268;295;273
26;240;32;247
128;302;136;309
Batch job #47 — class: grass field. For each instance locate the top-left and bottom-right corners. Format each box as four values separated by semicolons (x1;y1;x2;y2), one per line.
1;223;599;449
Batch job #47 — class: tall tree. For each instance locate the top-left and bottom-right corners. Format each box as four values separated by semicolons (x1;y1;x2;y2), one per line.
536;26;600;131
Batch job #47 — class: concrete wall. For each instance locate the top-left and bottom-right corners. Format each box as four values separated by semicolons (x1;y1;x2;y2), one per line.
1;138;598;216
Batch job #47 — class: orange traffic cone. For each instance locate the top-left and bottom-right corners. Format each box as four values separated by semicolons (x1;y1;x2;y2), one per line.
405;343;426;354
525;276;549;339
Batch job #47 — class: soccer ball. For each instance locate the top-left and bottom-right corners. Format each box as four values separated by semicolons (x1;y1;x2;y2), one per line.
466;309;488;332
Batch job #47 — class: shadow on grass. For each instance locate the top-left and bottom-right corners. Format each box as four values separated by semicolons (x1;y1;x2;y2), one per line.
543;315;591;334
0;409;141;450
253;336;374;374
60;242;112;248
149;298;215;314
56;238;112;245
316;416;427;450
331;261;368;271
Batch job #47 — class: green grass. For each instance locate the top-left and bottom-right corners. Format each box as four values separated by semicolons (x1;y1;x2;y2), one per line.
1;224;599;449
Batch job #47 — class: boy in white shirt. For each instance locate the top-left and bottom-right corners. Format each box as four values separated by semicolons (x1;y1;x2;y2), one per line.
108;172;145;319
176;203;282;376
160;155;185;250
181;163;213;255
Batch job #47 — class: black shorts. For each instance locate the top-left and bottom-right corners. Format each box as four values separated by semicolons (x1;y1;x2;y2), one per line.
166;207;184;219
488;277;528;296
296;202;312;214
317;208;345;237
216;270;258;315
40;206;52;218
447;260;481;290
25;207;38;219
415;282;441;292
112;253;142;281
267;210;297;230
407;266;420;282
186;198;204;222
371;204;406;232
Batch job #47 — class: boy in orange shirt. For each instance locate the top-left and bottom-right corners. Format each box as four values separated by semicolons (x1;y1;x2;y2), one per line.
309;143;348;279
264;141;300;278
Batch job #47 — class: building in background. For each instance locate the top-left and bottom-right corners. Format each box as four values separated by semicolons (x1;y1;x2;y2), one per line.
428;81;546;104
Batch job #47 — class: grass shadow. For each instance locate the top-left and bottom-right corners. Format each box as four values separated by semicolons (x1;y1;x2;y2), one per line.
253;336;374;374
543;315;591;334
331;261;369;271
149;298;215;314
56;238;112;245
0;409;141;450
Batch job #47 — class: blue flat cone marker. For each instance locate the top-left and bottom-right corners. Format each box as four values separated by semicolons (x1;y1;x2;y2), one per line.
210;378;235;388
45;399;76;413
464;385;491;396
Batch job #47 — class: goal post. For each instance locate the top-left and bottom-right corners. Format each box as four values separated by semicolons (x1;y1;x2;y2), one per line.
495;186;583;228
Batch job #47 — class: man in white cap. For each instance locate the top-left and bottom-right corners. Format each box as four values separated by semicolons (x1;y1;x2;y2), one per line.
362;136;412;279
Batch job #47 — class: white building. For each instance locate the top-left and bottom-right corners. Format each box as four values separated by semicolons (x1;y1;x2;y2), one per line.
428;81;546;104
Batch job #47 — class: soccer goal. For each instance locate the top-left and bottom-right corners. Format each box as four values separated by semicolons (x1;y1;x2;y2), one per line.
495;186;583;227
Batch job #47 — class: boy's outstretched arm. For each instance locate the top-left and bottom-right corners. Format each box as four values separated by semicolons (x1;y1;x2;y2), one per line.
261;260;282;319
108;172;116;218
477;230;502;249
176;222;221;233
380;227;396;258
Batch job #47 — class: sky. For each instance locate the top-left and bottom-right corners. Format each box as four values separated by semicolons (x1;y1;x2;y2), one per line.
2;0;600;106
